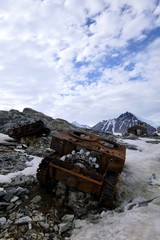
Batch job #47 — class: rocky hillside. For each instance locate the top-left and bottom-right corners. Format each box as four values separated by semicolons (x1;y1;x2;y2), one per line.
0;108;77;134
92;112;156;134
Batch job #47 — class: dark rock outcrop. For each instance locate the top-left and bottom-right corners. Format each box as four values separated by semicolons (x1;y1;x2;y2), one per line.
0;108;76;135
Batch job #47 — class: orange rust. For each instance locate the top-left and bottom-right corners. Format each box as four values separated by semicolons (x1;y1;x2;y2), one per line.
49;162;103;186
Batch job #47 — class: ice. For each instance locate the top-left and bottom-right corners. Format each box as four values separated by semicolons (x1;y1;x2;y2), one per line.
71;204;160;240
70;137;160;239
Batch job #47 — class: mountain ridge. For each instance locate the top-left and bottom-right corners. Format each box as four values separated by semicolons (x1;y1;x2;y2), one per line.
92;112;156;134
0;108;158;135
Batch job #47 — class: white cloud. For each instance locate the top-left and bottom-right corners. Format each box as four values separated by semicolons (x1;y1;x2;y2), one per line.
0;0;160;126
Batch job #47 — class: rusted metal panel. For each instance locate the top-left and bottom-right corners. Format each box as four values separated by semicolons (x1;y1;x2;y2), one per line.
50;162;102;195
50;130;125;166
8;120;50;139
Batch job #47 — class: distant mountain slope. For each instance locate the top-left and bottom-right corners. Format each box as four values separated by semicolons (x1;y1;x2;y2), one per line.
136;115;159;128
72;121;90;129
92;112;156;134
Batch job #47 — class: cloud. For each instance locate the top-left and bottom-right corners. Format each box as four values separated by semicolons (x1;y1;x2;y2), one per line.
0;0;160;126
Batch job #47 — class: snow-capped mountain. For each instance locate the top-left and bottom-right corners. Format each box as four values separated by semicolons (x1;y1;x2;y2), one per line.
72;121;91;129
92;112;156;134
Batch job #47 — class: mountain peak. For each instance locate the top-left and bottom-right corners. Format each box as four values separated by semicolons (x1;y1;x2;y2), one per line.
118;111;136;119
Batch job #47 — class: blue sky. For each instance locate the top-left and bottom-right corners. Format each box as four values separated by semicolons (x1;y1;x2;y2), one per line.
0;0;160;126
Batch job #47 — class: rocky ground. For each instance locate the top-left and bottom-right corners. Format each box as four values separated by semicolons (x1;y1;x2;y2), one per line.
1;178;102;240
0;175;75;239
0;138;103;240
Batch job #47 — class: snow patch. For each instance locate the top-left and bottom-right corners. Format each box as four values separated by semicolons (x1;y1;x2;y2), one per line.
0;155;42;183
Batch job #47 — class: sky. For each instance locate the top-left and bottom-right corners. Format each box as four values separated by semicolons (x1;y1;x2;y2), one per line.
0;0;160;126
